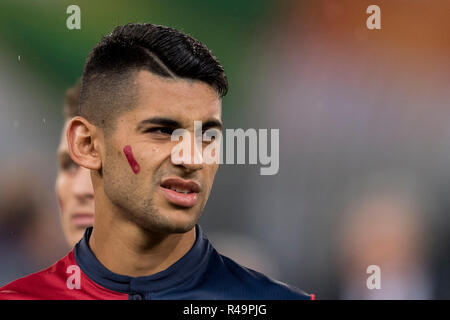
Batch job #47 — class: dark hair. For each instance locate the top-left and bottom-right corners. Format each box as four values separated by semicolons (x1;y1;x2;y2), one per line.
79;23;228;130
63;79;81;120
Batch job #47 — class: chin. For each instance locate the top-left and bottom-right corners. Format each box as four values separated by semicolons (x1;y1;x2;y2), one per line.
143;206;200;234
66;233;82;248
72;225;91;243
161;214;198;234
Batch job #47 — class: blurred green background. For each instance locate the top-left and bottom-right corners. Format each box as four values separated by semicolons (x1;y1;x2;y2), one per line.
0;0;276;121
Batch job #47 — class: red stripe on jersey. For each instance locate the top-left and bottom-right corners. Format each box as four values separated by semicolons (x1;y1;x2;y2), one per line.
0;250;128;300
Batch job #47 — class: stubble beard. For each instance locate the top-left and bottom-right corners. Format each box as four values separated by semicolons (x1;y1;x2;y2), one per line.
122;191;202;235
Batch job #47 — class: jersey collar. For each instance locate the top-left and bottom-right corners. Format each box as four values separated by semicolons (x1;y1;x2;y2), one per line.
74;224;212;294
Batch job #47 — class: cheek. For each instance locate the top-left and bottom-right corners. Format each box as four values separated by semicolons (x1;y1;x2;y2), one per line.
204;165;219;189
57;194;63;211
208;163;219;178
120;144;170;180
141;146;168;171
123;145;140;174
55;175;69;212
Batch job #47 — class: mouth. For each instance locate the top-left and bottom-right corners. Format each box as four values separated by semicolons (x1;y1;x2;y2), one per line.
70;213;94;228
160;177;201;208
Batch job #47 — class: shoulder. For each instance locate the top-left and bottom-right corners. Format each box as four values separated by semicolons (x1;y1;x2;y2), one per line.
0;251;74;300
212;253;312;300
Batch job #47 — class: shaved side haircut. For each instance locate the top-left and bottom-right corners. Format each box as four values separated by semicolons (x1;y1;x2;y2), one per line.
79;23;228;133
63;79;81;120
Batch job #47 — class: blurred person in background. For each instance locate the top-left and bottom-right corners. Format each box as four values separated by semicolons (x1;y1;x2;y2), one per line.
56;80;95;247
335;174;433;299
0;80;93;286
0;172;41;285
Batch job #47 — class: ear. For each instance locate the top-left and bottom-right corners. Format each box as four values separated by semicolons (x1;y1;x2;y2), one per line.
66;116;102;170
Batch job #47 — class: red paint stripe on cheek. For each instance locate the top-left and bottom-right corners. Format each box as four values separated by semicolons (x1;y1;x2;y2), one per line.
123;145;140;174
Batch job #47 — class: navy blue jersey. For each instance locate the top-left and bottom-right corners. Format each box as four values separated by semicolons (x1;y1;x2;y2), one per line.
0;225;313;300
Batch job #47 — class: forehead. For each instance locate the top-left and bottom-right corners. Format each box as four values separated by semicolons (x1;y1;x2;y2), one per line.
129;70;222;123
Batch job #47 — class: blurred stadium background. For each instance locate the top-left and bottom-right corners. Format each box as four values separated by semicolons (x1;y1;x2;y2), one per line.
0;0;449;299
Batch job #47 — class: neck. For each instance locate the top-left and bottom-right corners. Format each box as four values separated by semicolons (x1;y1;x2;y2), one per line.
89;195;196;277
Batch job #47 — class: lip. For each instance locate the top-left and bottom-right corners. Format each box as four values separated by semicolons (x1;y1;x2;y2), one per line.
160;177;201;208
70;213;94;228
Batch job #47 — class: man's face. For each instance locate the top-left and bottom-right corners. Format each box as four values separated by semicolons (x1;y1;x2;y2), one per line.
101;71;222;234
56;121;95;246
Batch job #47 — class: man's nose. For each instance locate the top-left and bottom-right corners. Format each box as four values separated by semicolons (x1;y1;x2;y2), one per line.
73;167;94;202
176;131;204;172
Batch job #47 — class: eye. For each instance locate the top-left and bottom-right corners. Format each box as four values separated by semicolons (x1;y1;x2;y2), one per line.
203;129;220;141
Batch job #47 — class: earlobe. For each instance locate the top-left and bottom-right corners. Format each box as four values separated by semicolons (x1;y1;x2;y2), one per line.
66;117;102;170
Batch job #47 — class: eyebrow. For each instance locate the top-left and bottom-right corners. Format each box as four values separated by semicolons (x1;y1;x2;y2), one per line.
137;117;223;131
202;119;223;131
137;117;181;130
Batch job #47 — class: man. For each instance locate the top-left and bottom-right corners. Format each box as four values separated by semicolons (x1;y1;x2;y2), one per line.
56;80;95;247
0;23;312;300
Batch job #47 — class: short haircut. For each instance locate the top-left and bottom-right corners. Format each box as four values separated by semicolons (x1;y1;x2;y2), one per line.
63;79;81;120
79;23;228;131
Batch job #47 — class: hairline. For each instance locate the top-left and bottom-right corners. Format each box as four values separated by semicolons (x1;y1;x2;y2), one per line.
84;68;222;135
